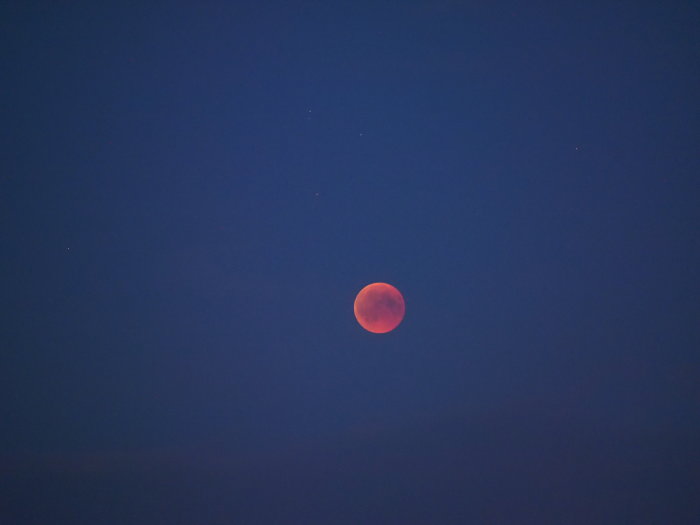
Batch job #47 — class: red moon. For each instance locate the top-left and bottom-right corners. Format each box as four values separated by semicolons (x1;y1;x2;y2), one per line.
354;282;405;334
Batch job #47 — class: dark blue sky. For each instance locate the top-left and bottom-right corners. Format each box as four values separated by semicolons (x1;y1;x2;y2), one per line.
2;2;699;523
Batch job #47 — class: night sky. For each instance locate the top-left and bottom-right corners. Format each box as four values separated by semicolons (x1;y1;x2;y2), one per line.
2;2;699;523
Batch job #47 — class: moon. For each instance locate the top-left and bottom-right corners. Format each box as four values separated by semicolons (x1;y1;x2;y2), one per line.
354;282;405;333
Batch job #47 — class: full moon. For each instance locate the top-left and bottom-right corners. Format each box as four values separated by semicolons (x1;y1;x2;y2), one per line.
354;282;405;334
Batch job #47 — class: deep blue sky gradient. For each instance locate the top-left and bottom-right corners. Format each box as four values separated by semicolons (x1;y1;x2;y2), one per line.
2;2;699;523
